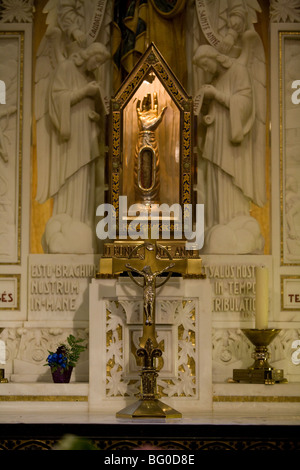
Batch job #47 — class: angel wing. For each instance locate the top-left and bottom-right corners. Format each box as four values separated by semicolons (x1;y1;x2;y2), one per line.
43;0;59;28
35;0;67;204
237;29;267;208
245;0;263;28
35;0;62;121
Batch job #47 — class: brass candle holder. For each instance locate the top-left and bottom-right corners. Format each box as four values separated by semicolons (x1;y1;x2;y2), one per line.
232;329;287;384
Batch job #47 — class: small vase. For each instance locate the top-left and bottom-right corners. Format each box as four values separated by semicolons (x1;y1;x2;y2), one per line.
51;366;73;383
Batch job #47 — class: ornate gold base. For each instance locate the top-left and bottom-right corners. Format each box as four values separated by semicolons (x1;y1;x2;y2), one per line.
232;329;287;384
232;367;287;384
116;399;182;419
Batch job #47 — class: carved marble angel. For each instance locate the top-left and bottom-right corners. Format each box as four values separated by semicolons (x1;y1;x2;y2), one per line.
34;1;111;252
193;26;266;252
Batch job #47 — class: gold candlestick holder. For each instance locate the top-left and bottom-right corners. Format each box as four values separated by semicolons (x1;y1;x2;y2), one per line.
232;329;287;384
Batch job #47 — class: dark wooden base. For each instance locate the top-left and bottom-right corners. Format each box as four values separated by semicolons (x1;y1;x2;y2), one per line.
0;422;299;451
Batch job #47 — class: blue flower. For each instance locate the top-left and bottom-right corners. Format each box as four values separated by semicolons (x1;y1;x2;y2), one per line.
45;335;87;371
47;352;68;368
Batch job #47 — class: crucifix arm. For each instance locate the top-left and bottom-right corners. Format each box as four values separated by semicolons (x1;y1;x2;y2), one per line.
154;262;175;276
125;263;144;277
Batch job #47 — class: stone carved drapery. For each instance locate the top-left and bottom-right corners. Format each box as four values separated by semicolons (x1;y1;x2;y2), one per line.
37;43;110;254
34;1;112;254
192;2;267;254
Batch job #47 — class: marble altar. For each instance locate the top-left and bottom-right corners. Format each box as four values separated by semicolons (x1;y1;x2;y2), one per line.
0;2;299;452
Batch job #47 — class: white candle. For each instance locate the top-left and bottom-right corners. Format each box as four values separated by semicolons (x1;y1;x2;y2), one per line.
255;266;269;329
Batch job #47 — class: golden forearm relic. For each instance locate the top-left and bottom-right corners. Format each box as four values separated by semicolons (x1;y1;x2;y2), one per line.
134;92;166;204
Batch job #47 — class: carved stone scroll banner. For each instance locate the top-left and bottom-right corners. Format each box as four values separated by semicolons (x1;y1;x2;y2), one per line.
280;31;300;265
0;32;23;263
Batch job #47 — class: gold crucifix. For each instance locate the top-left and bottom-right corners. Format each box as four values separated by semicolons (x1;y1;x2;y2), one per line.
112;241;187;348
113;241;187;419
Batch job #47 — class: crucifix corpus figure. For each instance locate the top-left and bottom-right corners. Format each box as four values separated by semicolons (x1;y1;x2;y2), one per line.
125;262;175;326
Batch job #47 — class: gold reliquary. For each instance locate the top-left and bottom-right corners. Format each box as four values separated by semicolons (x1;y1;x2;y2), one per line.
98;43;202;277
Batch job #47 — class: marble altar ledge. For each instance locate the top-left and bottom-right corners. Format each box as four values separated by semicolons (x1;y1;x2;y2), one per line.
0;409;299;425
0;409;299;452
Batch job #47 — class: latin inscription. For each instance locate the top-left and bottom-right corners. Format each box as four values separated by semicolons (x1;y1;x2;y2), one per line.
29;263;95;313
281;277;300;310
202;263;256;314
0;277;18;309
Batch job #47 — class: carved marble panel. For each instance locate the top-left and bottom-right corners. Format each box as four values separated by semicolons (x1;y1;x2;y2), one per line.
212;327;300;383
280;31;300;264
89;277;212;413
3;327;89;383
0;31;23;263
106;299;197;399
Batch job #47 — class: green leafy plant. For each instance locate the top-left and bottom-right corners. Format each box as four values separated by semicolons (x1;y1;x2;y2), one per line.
45;334;87;373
